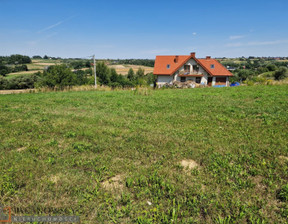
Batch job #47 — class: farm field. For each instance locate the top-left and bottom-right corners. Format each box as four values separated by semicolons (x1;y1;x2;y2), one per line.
0;85;288;223
5;59;62;77
5;59;154;78
107;64;154;75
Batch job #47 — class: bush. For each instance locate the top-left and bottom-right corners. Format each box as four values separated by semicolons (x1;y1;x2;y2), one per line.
74;70;88;85
274;67;288;80
38;65;77;88
266;64;277;71
236;69;255;81
0;65;11;76
8;74;39;89
0;74;39;90
0;76;9;90
12;65;28;72
277;184;288;202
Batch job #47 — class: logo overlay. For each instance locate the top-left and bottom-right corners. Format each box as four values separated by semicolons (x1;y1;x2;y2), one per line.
0;204;79;223
0;204;11;223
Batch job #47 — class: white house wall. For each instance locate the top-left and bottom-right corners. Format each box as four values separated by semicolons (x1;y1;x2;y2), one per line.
175;58;209;85
157;76;173;86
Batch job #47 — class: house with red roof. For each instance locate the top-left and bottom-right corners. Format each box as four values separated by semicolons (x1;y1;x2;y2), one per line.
153;52;233;87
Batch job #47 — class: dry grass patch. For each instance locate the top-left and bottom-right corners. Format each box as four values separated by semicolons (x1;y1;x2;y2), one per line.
101;174;124;191
17;147;27;152
49;175;61;184
279;155;288;162
180;159;199;170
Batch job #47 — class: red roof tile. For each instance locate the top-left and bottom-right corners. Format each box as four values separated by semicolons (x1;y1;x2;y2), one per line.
153;53;233;77
197;58;233;76
153;55;190;75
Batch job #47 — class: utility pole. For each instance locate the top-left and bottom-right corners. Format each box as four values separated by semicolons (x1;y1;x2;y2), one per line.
93;55;97;88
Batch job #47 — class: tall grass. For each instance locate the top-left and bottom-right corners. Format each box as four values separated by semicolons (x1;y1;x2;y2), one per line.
0;85;287;223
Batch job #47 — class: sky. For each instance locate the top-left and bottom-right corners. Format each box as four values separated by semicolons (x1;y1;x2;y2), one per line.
0;0;288;59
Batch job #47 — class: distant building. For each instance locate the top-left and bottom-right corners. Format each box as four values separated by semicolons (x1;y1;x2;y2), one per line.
153;52;233;87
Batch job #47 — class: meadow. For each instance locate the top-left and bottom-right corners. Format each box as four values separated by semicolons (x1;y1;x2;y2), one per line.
0;85;287;223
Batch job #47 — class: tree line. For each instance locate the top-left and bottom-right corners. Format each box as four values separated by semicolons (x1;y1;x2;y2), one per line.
0;62;156;90
107;59;154;67
221;59;288;82
0;54;31;76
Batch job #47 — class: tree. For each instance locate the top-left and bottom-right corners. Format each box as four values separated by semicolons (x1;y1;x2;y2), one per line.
236;69;255;81
43;55;49;59
266;64;277;71
257;67;269;74
0;76;8;90
96;62;110;85
136;67;145;78
85;60;91;68
274;67;288;80
39;65;77;88
146;72;156;85
0;65;11;76
32;55;42;59
127;68;135;81
8;54;31;64
74;70;88;85
110;68;119;83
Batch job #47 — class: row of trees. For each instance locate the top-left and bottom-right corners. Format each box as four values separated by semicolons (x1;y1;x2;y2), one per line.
222;59;288;82
0;74;38;90
0;54;31;77
0;65;28;76
0;54;31;65
109;59;154;67
96;62;154;87
0;62;156;90
231;66;288;82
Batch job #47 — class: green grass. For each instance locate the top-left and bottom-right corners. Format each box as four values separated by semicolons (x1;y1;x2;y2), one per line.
259;71;275;78
0;85;287;223
5;72;38;80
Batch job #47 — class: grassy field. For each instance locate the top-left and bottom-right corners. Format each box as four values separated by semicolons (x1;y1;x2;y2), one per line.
5;59;61;78
0;85;287;223
5;71;41;79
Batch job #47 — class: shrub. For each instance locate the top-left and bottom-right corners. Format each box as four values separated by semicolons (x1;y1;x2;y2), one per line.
266;64;277;71
274;67;288;80
38;65;77;88
277;184;288;202
0;76;9;90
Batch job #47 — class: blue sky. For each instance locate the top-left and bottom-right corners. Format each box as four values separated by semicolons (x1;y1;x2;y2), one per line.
1;0;288;59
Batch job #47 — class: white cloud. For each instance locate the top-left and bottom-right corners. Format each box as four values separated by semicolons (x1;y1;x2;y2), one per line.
37;15;76;33
192;32;197;36
229;35;245;40
226;39;288;47
37;21;64;33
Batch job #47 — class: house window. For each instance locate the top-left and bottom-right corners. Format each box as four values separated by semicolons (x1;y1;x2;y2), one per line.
180;77;186;82
210;64;215;69
196;77;201;83
167;64;170;69
193;65;199;72
184;65;190;73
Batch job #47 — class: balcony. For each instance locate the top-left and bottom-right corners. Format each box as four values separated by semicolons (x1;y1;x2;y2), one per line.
178;70;203;77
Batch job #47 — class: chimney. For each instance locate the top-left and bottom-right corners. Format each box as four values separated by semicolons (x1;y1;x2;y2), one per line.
174;55;179;63
206;56;211;60
190;52;196;57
